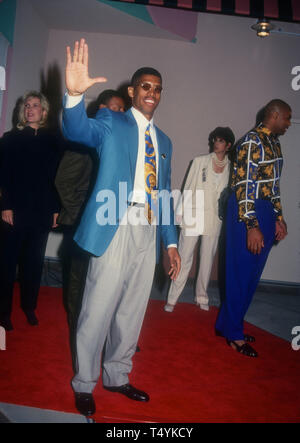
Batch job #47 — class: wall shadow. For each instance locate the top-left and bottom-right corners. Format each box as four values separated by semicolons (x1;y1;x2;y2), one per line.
40;63;63;132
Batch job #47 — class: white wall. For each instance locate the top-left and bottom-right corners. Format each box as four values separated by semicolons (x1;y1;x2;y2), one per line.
262;120;300;283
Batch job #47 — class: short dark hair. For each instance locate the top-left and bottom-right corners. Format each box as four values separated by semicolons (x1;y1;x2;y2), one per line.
263;99;291;121
208;127;235;152
130;67;162;87
96;89;124;107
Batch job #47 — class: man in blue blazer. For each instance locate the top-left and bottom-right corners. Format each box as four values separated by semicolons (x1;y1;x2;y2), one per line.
63;38;180;416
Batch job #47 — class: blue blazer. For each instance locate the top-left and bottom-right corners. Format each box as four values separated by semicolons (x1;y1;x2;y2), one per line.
62;98;178;260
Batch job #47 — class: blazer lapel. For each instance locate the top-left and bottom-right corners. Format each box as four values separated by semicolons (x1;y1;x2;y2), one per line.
155;127;166;190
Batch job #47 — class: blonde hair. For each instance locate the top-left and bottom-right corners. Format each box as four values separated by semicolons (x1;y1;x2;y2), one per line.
17;91;50;130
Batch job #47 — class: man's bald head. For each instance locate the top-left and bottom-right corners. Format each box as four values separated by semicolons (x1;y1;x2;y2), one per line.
264;99;291;120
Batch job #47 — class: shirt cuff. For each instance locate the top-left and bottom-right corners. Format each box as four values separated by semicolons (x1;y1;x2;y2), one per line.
65;92;83;108
245;218;259;230
167;244;177;249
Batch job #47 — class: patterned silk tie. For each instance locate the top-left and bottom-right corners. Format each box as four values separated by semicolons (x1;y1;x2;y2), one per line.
145;124;157;224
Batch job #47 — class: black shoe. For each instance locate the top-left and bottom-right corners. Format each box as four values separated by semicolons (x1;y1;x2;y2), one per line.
24;310;38;326
226;339;258;357
0;317;13;331
103;383;149;402
216;330;256;343
74;392;96;416
244;334;255;343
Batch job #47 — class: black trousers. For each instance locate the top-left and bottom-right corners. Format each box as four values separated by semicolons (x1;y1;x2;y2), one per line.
0;223;49;318
59;227;90;371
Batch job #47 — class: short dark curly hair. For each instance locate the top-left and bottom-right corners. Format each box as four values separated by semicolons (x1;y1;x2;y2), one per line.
208;127;235;153
96;89;124;107
130;67;162;87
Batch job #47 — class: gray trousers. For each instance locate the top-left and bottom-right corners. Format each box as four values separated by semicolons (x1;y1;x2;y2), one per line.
72;210;156;393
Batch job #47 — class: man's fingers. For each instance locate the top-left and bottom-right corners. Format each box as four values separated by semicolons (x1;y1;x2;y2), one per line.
78;39;85;64
168;262;177;277
91;76;107;85
73;40;79;63
169;267;178;280
248;240;263;255
2;215;12;225
168;257;181;280
66;46;72;66
83;42;88;67
247;239;252;251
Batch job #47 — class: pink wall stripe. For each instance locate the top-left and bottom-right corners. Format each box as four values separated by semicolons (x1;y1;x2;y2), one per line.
177;0;193;9
149;0;164;6
291;0;300;21
264;0;279;19
147;6;198;40
0;46;13;136
235;0;250;15
206;0;222;12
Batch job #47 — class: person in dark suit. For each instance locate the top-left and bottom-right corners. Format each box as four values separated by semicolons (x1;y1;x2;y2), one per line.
0;91;62;331
62;38;181;416
55;89;125;372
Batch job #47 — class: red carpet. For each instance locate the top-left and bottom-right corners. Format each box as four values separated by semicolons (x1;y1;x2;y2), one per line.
0;286;299;423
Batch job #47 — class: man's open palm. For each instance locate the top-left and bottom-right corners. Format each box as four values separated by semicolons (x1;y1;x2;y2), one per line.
66;38;107;96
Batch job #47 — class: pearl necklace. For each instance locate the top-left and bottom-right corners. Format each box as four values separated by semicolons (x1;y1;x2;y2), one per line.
212;152;228;168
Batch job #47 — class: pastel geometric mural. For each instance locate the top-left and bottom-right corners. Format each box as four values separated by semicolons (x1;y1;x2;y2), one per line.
98;0;199;41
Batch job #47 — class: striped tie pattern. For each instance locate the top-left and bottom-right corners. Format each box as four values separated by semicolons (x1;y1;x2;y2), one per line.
144;124;157;224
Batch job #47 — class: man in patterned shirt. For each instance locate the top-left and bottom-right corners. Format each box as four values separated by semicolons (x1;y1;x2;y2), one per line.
215;99;291;357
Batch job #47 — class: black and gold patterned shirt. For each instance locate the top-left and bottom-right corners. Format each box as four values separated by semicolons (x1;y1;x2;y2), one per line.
231;123;283;230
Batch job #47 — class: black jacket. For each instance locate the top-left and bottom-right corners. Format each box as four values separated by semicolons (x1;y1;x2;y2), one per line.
55;145;99;227
0;126;62;229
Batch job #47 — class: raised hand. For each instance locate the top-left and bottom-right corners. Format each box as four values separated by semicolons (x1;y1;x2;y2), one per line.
66;38;107;96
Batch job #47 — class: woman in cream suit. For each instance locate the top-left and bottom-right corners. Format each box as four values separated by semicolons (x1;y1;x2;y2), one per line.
165;127;235;312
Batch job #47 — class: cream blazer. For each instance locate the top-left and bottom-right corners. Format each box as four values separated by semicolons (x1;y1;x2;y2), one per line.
177;153;229;236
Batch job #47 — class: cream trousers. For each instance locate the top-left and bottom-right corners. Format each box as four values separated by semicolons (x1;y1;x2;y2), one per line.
167;230;219;307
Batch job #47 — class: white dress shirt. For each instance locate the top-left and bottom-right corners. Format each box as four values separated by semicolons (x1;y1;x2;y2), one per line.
129;106;159;204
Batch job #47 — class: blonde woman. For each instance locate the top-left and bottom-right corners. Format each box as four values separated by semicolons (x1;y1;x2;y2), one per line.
0;91;62;330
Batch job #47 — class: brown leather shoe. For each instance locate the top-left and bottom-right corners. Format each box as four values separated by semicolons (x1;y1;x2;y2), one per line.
103;383;149;402
74;392;96;416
